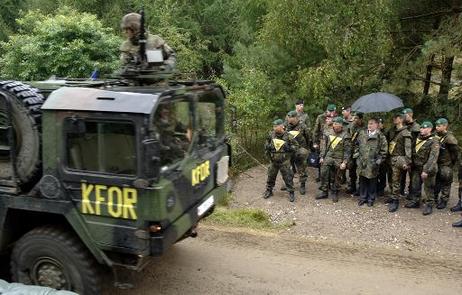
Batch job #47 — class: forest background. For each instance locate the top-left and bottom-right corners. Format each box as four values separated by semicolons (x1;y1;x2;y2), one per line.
1;0;461;168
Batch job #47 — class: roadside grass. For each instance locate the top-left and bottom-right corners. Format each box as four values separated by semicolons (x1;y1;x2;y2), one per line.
204;205;291;231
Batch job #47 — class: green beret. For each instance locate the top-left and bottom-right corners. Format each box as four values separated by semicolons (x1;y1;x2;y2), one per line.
393;112;404;119
420;121;433;129
401;108;413;114
287;110;298;118
273;119;284;126
332;116;344;124
327;104;337;111
435;118;448;126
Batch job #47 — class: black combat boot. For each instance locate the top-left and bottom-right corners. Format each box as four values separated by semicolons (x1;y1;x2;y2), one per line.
367;200;374;207
263;189;273;199
346;183;356;194
450;199;462;212
422;204;433;215
316;191;328;199
289;191;295;202
452;218;462;227
329;190;339;203
384;197;393;204
388;200;399;212
436;199;447;210
405;200;420;208
300;183;306;195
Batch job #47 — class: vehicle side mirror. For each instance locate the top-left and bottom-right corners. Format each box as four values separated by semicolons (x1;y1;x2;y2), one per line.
143;139;160;180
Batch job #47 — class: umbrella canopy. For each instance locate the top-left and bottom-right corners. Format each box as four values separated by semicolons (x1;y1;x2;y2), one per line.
352;92;403;113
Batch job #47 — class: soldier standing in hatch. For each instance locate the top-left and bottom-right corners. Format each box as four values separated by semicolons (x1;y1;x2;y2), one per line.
347;112;365;195
433;118;460;210
285;111;311;195
405;121;439;215
355;118;388;207
316;116;351;203
313;104;337;182
120;12;176;69
263;119;297;202
400;108;420;196
387;113;412;212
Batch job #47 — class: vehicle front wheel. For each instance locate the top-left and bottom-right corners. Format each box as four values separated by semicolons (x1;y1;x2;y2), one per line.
11;225;101;295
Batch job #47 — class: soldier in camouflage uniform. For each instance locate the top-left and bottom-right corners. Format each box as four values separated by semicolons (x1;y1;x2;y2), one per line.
387;113;412;212
347;112;365;195
341;106;354;128
433;118;460;209
120;13;176;69
316;116;351;203
285;111;311;195
354;118;388;206
377;118;388;197
453;162;462;226
263;119;297;202
400;108;420;196
295;99;311;129
313;104;336;182
405;121;439;215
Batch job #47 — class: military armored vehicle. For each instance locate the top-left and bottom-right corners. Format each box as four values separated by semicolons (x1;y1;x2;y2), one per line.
0;75;230;294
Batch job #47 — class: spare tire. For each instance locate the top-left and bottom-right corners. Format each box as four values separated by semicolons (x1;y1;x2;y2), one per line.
0;81;43;185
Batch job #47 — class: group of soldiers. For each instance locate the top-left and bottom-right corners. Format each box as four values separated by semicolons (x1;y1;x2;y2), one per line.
263;101;462;227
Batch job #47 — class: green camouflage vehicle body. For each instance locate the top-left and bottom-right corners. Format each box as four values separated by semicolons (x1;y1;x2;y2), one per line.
0;79;230;293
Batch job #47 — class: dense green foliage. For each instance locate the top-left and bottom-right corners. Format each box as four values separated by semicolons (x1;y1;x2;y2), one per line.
0;8;121;80
0;0;461;132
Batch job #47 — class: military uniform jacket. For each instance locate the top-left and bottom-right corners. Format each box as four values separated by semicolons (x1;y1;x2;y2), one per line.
412;134;439;174
349;124;365;155
313;113;327;146
120;33;176;66
388;126;412;166
436;131;459;167
320;130;351;161
285;121;311;149
264;131;298;162
407;121;420;144
297;111;311;129
355;130;388;178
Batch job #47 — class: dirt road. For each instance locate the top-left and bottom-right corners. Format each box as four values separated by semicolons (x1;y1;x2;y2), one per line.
108;226;462;295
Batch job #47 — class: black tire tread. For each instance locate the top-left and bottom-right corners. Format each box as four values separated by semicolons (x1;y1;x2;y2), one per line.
11;225;101;295
0;80;43;184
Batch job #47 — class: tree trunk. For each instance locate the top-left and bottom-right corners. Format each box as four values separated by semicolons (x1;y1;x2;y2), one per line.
438;55;454;100
423;54;435;95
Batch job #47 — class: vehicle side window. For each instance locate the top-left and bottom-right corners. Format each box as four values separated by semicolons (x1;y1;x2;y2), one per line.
66;120;137;175
197;102;217;144
153;100;193;167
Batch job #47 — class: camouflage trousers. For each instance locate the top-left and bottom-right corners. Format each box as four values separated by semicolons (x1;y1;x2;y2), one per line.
409;166;436;206
293;147;309;184
347;158;358;188
266;160;294;192
390;164;407;201
434;165;453;202
319;158;343;193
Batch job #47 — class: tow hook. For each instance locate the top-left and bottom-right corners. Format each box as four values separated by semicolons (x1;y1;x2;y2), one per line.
190;226;198;238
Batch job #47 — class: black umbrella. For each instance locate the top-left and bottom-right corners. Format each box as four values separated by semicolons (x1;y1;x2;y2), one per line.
352;92;403;113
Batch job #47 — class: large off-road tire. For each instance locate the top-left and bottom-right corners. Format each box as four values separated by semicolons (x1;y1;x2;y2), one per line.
0;81;43;184
11;226;101;295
